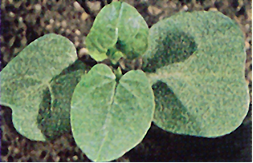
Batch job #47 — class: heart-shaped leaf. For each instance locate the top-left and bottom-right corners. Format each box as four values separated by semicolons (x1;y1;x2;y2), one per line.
86;2;149;63
37;60;88;140
71;64;155;161
144;11;249;137
0;34;78;141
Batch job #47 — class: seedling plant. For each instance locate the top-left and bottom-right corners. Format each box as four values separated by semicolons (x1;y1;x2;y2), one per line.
0;1;249;162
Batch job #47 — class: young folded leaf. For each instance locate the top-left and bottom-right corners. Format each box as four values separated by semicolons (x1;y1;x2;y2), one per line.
0;34;78;141
144;11;249;137
71;64;155;161
86;1;149;63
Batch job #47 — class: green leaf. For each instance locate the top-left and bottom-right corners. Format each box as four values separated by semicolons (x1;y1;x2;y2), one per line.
144;11;249;137
37;60;88;140
0;34;78;141
71;64;155;161
86;2;149;63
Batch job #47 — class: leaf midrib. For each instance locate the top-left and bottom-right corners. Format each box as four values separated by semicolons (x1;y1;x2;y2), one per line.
95;79;118;160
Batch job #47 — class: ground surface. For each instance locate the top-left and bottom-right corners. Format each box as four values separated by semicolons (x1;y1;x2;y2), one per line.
1;0;252;161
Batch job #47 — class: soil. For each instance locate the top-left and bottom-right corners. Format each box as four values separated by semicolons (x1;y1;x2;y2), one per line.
1;0;252;161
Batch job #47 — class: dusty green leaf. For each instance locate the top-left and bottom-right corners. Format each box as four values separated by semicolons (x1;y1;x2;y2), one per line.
37;60;87;140
86;2;149;63
144;11;249;137
0;34;78;141
71;64;154;161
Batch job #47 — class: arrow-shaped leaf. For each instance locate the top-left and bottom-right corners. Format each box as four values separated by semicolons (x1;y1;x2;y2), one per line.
0;34;78;140
71;64;154;161
144;11;249;137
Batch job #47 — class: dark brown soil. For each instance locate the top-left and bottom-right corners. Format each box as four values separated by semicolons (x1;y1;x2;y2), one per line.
1;0;252;161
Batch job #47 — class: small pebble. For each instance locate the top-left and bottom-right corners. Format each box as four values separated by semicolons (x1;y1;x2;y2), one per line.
18;17;23;23
81;12;89;20
79;48;89;57
75;41;80;47
13;148;20;154
61;20;67;28
45;24;52;30
209;7;218;11
34;4;41;12
87;1;101;13
8;37;15;47
148;6;162;15
9;12;15;17
75;29;81;36
245;41;250;50
49;19;54;24
181;5;188;11
245;24;250;31
73;1;83;11
66;29;71;34
238;0;244;8
73;155;78;161
168;1;177;9
55;21;61;27
21;37;27;46
55;156;60;162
